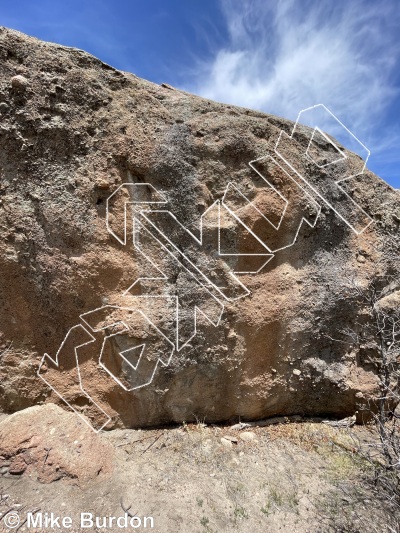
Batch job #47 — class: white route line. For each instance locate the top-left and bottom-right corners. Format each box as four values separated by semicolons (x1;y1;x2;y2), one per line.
306;127;347;169
274;104;373;235
139;205;260;301
38;324;112;432
39;103;374;432
126;219;225;351
80;305;175;392
106;183;168;245
224;155;321;254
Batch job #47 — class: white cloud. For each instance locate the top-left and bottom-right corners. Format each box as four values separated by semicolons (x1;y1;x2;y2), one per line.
186;0;400;182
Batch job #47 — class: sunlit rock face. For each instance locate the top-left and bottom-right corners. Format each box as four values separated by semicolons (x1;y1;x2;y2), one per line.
0;27;398;429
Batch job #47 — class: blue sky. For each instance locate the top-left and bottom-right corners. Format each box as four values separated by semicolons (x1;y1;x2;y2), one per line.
1;0;399;188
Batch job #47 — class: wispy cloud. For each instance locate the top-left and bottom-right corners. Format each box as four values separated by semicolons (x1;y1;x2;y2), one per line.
186;0;400;184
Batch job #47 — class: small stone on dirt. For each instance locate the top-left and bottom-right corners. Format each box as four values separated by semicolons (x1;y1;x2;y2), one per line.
230;422;251;430
239;432;257;442
222;435;238;444
220;438;233;448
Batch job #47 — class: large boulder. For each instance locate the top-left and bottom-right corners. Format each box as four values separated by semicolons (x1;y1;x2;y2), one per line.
0;27;398;430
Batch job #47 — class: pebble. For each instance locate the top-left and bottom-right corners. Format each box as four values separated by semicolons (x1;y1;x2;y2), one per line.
11;75;29;90
230;422;251;431
96;179;111;190
222;435;238;444
239;431;257;442
293;369;301;376
220;437;233;448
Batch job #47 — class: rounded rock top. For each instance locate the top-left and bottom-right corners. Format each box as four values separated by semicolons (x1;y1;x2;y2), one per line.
11;75;29;89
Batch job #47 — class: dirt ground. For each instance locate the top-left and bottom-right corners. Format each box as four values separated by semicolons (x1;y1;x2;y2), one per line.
0;417;397;533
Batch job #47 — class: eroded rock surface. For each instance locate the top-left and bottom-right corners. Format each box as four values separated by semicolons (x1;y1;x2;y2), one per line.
0;27;398;429
0;404;113;483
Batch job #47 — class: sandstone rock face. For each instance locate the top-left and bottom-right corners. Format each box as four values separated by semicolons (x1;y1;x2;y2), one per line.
0;27;398;430
0;404;113;482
